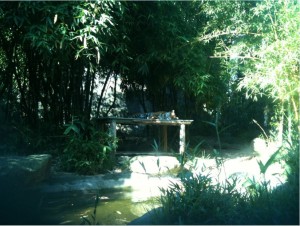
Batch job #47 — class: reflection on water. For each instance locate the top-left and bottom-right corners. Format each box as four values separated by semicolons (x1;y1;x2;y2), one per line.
39;188;158;225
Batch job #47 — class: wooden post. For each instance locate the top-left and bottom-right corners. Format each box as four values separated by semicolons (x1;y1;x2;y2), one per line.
163;125;168;151
109;120;117;158
109;120;117;138
179;124;185;154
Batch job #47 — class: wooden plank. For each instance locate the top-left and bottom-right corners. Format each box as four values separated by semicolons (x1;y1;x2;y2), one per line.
98;117;193;126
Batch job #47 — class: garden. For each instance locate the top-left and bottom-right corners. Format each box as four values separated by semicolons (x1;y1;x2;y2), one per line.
0;0;299;225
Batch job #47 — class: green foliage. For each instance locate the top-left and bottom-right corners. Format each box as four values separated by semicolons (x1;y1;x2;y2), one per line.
200;0;300;138
0;0;274;147
157;174;244;225
0;1;126;132
155;156;298;224
282;133;299;185
155;129;299;225
151;139;160;153
0;0;298;166
1;1;117;62
174;141;203;168
81;193;100;225
138;160;147;174
120;1;226;115
61;118;118;175
242;142;298;225
257;148;280;175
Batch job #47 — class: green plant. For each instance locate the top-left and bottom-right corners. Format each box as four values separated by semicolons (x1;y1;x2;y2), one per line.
138;160;147;174
154;132;299;224
170;141;204;178
243;132;299;224
151;139;160;153
116;156;131;171
174;141;202;167
203;120;235;151
282;132;299;182
157;173;244;225
61;117;118;174
81;193;100;225
257;148;281;175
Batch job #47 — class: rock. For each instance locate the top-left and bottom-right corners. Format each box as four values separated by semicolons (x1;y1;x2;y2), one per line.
0;154;52;224
129;156;180;174
0;154;52;191
251;138;282;164
251;137;267;155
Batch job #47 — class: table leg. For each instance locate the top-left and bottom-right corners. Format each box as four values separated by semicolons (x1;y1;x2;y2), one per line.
108;120;117;157
163;125;168;151
179;124;185;154
109;120;117;138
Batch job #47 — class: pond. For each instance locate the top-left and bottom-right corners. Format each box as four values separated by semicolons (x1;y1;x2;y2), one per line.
1;151;285;225
38;188;159;225
0;155;180;225
1;186;159;225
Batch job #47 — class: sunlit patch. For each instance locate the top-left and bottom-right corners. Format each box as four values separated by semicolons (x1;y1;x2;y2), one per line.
186;145;287;194
100;196;109;200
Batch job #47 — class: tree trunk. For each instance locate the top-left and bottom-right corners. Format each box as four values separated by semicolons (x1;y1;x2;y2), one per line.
96;69;111;118
88;72;96;119
277;103;284;146
84;66;91;121
287;100;292;144
105;74;117;116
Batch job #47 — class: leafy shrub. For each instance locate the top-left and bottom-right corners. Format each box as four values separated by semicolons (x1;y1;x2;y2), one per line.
157;173;245;225
61;118;118;175
156;173;298;224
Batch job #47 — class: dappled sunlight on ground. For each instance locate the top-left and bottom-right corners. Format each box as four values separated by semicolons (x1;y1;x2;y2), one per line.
185;151;287;194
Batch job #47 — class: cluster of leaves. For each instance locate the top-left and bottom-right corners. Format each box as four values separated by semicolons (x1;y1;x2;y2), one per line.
0;0;280;149
200;0;300;139
0;1;126;131
61;118;117;175
158;174;246;225
147;1;300;219
0;1;117;62
117;1;227;116
154;138;299;225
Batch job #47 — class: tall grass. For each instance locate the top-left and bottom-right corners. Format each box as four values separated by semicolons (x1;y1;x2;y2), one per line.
81;193;100;225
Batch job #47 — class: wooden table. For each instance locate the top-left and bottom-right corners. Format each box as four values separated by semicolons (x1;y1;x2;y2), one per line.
98;117;193;154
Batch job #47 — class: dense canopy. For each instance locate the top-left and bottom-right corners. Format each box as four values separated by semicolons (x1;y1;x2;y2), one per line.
0;0;299;154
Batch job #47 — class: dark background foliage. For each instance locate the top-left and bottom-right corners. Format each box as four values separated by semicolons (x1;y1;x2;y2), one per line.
0;0;298;166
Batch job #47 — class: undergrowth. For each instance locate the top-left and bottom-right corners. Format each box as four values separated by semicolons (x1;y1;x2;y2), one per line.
152;135;299;225
60;117;118;175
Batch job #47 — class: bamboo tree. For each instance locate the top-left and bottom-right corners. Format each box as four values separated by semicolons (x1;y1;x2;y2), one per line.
199;0;300;141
